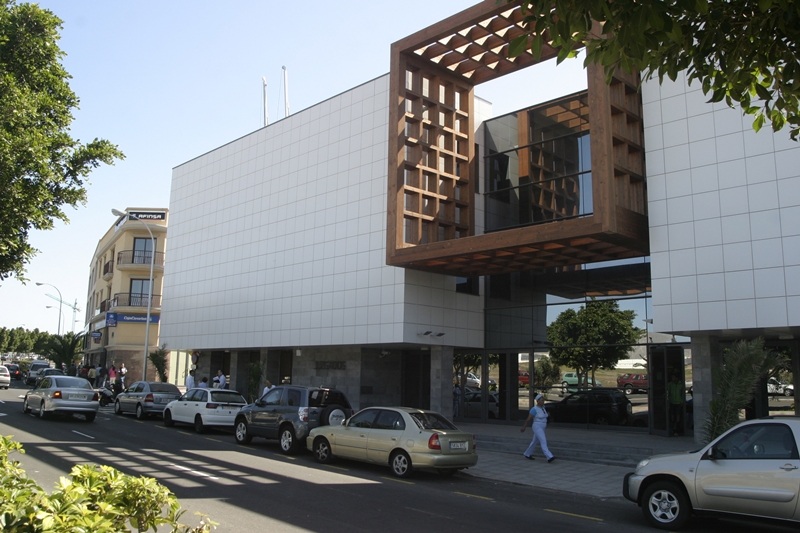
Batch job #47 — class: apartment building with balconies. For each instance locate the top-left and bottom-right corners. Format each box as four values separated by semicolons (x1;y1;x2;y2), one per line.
84;208;168;379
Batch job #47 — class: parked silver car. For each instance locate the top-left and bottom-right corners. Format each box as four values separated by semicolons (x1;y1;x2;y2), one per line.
0;365;9;389
114;381;182;419
22;376;99;421
624;417;800;529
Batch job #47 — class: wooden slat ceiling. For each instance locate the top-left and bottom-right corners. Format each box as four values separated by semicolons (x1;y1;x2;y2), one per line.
398;232;650;279
407;4;558;84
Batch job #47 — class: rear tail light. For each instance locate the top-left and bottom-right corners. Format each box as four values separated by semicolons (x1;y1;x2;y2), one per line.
206;403;219;409
53;391;62;399
144;393;154;403
428;433;441;450
472;435;476;451
298;407;308;422
92;392;99;401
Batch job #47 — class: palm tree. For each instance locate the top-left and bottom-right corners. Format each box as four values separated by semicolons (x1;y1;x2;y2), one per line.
39;332;84;370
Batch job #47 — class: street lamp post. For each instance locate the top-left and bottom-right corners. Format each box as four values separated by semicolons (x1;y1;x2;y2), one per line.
112;209;155;381
36;282;62;336
45;306;65;334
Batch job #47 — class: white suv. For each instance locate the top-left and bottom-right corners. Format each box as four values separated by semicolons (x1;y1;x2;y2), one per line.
24;361;51;386
624;417;800;529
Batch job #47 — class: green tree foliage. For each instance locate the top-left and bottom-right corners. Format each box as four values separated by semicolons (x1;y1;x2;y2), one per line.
0;435;216;532
245;361;263;403
37;331;83;369
547;299;639;385
0;1;124;281
532;355;561;394
148;344;169;382
509;0;800;139
703;339;787;443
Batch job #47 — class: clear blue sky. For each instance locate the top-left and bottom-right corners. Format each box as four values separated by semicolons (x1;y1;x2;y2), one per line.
1;0;586;334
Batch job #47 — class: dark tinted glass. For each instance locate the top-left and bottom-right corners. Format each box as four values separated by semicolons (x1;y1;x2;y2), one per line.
211;391;247;404
53;377;92;389
375;410;405;430
150;383;180;394
409;412;457;430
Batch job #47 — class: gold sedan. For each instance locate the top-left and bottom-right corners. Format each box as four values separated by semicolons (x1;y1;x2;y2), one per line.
307;406;478;478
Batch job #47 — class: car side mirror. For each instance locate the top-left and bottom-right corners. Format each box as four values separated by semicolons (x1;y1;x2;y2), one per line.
341;418;348;426
707;446;724;460
255;399;265;407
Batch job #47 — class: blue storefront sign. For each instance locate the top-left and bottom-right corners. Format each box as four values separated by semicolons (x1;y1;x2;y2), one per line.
105;312;159;327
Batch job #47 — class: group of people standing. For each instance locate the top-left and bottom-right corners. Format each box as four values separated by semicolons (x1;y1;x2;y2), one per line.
184;369;227;390
68;362;127;389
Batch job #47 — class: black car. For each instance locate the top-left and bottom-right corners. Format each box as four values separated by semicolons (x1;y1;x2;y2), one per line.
4;364;22;380
234;385;353;454
545;388;632;425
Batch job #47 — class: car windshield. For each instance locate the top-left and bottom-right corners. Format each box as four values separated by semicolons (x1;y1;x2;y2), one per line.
210;391;247;404
53;377;92;389
409;412;458;431
150;383;180;394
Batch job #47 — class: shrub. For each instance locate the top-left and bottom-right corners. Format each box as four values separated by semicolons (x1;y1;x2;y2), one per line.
0;435;216;532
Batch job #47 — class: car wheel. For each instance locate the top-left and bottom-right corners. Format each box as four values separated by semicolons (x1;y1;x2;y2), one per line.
624;384;633;395
164;409;175;427
595;415;609;425
38;402;47;419
84;412;96;422
279;426;298;454
642;481;691;530
194;414;206;433
321;404;347;426
234;418;252;445
561;381;568;395
135;404;145;420
313;437;334;464
390;450;413;478
785;388;793;397
22;398;30;414
114;400;123;415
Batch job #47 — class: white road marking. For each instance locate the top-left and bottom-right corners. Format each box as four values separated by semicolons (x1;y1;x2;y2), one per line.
71;431;95;439
171;463;219;480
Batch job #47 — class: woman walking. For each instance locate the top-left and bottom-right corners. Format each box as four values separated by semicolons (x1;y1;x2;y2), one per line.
520;394;555;462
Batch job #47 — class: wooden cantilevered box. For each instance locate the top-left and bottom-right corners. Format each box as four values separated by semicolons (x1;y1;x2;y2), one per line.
387;0;648;278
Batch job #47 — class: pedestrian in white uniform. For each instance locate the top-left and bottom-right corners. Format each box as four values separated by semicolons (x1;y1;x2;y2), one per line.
185;369;196;390
520;394;555;462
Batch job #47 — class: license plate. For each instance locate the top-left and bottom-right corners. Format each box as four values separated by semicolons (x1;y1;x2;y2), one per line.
450;441;467;450
70;394;88;400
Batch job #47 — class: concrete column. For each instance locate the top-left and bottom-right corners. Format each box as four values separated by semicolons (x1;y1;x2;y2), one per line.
690;335;720;444
429;345;454;417
792;341;800;416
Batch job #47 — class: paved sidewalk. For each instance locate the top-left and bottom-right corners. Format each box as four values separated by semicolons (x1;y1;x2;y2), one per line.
455;422;699;498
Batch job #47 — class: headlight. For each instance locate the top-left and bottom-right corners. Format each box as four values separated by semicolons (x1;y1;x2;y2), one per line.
635;459;650;472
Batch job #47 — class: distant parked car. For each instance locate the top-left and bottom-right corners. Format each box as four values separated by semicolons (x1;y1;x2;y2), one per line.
164;388;248;433
114;381;182;419
546;388;631;425
24;360;51;386
35;368;64;387
4;363;22;380
464;390;499;419
767;377;794;396
617;373;649;395
22;376;99;421
518;370;530;388
307;407;478;478
561;371;602;393
234;385;353;454
0;365;9;389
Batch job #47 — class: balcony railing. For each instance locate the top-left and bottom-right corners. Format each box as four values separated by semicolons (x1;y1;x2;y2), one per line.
99;299;113;313
113;293;162;308
103;260;114;277
116;250;165;267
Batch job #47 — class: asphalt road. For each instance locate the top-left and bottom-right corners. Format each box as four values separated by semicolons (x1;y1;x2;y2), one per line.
0;380;797;533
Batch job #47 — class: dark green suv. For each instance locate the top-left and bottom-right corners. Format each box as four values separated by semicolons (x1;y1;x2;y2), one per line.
234;386;353;454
